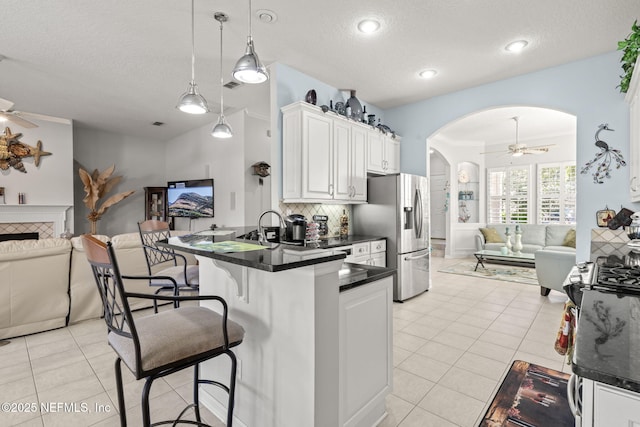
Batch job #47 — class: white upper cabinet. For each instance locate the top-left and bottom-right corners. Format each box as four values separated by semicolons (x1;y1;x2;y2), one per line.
627;57;640;202
367;130;400;175
282;101;372;203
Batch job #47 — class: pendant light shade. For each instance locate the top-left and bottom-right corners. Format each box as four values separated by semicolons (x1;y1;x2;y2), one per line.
177;0;209;114
212;116;233;138
232;0;269;84
177;82;209;114
212;12;233;139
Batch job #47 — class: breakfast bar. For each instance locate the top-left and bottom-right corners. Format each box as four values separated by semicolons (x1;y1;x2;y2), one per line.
161;234;395;427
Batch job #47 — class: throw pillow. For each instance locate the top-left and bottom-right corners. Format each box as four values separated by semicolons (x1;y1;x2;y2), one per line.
562;229;576;248
480;227;504;243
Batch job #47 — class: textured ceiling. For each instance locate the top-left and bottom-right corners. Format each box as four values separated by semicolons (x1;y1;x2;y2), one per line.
0;0;637;141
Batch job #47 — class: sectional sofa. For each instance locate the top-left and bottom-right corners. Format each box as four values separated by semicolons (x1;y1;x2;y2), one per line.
475;223;576;295
0;231;196;340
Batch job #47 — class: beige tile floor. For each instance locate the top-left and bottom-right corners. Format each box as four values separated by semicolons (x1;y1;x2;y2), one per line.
0;255;569;426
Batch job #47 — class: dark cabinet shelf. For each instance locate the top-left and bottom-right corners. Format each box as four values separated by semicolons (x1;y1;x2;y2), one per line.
144;186;167;221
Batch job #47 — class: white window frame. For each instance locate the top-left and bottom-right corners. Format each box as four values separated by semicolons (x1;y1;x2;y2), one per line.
537;162;576;225
486;165;532;224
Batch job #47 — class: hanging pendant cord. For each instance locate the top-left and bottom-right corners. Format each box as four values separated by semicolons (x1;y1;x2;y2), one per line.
248;0;253;40
219;18;224;115
190;0;196;82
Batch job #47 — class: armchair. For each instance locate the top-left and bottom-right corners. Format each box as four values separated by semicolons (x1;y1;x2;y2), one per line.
534;249;576;296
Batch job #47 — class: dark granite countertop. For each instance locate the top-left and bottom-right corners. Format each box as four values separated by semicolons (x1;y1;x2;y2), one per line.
309;235;386;249
338;262;396;292
572;288;640;393
160;235;346;273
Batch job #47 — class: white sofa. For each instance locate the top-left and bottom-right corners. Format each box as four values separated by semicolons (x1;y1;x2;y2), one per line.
1;231;196;340
475;223;576;254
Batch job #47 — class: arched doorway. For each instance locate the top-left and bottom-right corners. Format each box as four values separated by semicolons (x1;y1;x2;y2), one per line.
427;105;577;258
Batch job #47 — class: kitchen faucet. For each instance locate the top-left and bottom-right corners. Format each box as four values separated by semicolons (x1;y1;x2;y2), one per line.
257;210;285;244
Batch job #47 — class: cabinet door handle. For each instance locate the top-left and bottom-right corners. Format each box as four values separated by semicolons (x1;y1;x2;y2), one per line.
329;184;334;196
632;176;638;192
350;185;355;198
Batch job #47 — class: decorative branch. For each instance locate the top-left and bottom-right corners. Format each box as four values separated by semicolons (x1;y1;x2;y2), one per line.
78;164;134;234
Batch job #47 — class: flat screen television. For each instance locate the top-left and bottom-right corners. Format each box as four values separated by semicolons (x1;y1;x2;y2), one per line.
167;179;214;218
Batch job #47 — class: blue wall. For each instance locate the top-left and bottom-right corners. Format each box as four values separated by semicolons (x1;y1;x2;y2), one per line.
384;51;635;261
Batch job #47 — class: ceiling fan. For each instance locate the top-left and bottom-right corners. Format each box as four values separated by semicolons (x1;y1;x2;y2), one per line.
0;97;69;128
482;116;555;157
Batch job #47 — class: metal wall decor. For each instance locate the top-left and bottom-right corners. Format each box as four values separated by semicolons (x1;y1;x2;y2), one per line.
580;124;626;184
0;127;51;173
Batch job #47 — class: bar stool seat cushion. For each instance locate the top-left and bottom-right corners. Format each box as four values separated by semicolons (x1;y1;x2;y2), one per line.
149;265;200;287
109;306;244;375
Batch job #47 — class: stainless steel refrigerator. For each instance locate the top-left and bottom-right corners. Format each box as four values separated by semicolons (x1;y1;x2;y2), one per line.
353;173;430;301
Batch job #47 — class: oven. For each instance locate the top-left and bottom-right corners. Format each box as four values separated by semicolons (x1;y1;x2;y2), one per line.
563;253;640;426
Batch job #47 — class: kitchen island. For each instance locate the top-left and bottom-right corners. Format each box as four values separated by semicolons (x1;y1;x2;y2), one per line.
161;234;395;427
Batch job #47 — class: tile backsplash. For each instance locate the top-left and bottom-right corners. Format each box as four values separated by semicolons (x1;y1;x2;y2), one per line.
279;202;352;237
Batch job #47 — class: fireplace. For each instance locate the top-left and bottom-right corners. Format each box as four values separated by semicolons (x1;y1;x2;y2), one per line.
0;205;71;238
0;232;39;242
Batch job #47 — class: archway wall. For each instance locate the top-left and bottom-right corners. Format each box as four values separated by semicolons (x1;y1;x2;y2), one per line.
384;51;633;261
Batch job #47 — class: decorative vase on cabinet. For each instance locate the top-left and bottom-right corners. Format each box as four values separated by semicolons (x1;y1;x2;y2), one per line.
346;90;363;122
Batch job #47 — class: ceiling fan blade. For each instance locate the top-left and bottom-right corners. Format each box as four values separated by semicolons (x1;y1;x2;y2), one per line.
0;97;14;111
0;111;38;128
480;149;508;155
529;143;556;149
19;111;71;125
522;148;549;154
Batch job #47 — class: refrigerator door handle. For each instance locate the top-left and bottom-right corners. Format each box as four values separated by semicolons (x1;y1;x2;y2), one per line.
405;250;430;261
414;188;423;239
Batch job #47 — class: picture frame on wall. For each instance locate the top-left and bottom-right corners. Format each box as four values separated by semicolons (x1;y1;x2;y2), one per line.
596;207;616;227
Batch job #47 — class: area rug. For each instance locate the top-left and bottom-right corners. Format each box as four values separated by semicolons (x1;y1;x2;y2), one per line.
438;261;538;286
479;360;573;427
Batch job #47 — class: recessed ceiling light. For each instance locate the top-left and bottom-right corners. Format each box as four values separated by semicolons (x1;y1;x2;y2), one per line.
505;40;528;53
419;69;438;79
357;19;380;34
256;9;277;24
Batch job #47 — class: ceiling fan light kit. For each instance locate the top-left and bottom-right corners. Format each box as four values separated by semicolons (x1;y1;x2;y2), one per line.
176;0;210;115
233;0;269;84
212;12;233;139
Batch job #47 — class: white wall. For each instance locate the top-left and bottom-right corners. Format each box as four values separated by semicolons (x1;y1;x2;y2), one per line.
73;126;166;236
165;110;247;231
244;112;271;226
385;51;631;261
1;120;73;206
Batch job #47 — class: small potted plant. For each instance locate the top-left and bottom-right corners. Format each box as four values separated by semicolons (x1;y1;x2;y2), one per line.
618;20;640;93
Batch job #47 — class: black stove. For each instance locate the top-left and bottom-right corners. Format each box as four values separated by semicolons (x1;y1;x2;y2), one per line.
593;258;640;294
563;256;640;308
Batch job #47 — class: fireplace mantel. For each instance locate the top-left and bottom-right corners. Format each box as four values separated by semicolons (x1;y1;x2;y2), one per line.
0;205;72;236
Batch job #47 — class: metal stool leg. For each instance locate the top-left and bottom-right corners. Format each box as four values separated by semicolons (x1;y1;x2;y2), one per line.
193;364;202;423
142;376;156;427
226;351;238;427
115;358;127;427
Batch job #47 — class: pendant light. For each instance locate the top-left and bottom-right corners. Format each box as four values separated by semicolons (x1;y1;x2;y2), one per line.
176;0;209;114
212;13;233;139
232;0;269;84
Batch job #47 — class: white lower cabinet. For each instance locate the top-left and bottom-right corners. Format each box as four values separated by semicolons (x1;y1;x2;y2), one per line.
581;378;640;427
339;275;393;427
349;240;387;266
